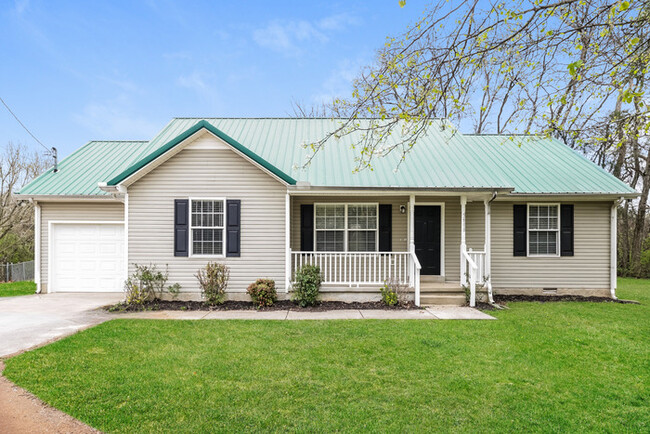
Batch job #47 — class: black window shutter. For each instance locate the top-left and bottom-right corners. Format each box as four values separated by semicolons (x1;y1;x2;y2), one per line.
513;204;527;257
174;199;189;257
226;200;241;257
378;204;392;252
560;204;574;256
300;204;314;251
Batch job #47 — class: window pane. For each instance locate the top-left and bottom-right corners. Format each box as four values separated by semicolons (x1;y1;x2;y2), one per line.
316;231;344;251
529;205;559;232
529;230;557;255
315;205;345;230
192;229;223;255
191;200;224;229
348;231;376;252
348;205;378;230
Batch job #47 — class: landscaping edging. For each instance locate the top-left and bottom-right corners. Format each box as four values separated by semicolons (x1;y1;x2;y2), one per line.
107;299;419;313
494;294;640;304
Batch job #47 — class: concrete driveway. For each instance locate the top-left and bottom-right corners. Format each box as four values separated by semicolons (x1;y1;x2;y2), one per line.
0;293;123;358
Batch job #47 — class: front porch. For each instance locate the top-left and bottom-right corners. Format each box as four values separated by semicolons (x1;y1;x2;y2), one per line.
286;193;495;306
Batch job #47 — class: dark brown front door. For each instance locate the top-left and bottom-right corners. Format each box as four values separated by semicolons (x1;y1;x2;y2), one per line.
414;206;441;275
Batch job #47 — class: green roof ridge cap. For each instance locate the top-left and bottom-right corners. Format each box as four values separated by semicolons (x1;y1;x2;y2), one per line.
106;120;296;185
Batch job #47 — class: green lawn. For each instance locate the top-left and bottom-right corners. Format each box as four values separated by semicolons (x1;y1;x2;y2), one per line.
3;278;649;432
0;281;35;297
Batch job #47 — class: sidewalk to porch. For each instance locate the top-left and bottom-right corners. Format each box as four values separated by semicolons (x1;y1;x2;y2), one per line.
114;307;496;320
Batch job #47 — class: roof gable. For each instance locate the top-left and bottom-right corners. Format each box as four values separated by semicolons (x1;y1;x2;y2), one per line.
107;120;296;186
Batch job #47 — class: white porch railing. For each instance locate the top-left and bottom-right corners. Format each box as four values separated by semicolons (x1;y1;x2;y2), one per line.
463;249;487;307
291;251;415;286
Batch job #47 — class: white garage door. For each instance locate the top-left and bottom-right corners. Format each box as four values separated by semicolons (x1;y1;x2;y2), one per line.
50;223;124;292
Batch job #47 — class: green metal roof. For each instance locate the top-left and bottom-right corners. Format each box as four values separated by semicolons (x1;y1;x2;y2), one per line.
18;118;637;196
19;141;150;196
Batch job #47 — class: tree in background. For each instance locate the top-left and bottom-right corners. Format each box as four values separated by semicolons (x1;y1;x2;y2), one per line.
0;143;46;265
300;0;649;276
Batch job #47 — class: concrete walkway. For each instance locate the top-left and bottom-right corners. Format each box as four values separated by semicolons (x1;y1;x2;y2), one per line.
115;306;495;320
0;293;494;358
0;293;123;358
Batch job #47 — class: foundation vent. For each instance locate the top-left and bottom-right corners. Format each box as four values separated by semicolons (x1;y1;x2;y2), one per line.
542;288;558;294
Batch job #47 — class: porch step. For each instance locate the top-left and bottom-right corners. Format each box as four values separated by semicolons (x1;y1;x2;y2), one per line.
419;281;466;306
420;293;466;306
420;275;445;283
420;282;464;293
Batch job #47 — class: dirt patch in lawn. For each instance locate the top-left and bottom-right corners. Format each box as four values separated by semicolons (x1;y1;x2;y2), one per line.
494;294;639;304
107;299;418;312
0;361;98;433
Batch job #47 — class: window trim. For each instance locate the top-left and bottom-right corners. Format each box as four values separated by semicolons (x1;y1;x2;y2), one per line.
313;202;379;252
526;203;560;258
189;197;226;258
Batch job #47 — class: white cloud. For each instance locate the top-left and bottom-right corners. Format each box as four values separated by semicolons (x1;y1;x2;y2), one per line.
252;13;359;56
177;71;209;92
73;95;158;139
14;0;29;15
311;59;364;104
318;13;359;31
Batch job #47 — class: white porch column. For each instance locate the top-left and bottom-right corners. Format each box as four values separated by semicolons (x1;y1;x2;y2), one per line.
285;192;291;293
409;194;415;252
484;198;491;279
460;195;467;284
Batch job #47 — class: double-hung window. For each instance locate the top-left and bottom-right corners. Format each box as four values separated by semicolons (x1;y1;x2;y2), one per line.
528;204;559;256
315;203;378;252
347;204;377;251
191;199;225;256
315;204;345;251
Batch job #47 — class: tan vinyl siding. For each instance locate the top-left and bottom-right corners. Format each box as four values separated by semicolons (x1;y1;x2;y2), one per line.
491;201;611;289
290;196;409;252
128;145;287;293
39;201;124;292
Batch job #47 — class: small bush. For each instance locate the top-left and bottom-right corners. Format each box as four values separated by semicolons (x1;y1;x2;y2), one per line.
292;265;322;307
124;264;181;306
381;278;409;307
196;262;229;306
247;278;277;308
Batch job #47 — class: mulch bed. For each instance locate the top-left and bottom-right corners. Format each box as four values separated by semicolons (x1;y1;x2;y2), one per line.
494;294;639;304
107;299;419;312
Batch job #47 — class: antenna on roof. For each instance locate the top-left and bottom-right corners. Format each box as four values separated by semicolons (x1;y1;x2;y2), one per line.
49;147;58;173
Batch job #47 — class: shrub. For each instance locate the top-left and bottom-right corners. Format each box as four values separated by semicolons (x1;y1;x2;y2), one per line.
247;278;277;308
292;265;321;307
196;262;229;306
124;264;181;306
380;278;409;307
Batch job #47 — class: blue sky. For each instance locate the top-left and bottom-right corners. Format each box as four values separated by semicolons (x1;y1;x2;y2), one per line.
1;0;429;158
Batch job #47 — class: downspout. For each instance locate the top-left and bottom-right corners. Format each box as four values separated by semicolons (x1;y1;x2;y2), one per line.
485;191;499;306
34;200;42;293
611;198;622;300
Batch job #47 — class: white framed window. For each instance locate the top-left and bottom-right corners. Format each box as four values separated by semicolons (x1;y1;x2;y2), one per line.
190;198;225;256
347;204;377;251
314;203;378;252
528;204;559;257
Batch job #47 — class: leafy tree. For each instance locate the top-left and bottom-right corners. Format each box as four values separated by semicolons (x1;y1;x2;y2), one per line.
0;143;46;265
301;0;650;275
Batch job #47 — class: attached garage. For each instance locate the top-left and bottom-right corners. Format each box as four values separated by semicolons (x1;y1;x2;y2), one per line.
49;222;124;292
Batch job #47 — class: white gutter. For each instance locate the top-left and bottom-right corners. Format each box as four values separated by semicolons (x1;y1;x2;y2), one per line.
34;200;42;293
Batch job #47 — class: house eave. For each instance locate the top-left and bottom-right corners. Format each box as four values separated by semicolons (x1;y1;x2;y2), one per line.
12;194;121;202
